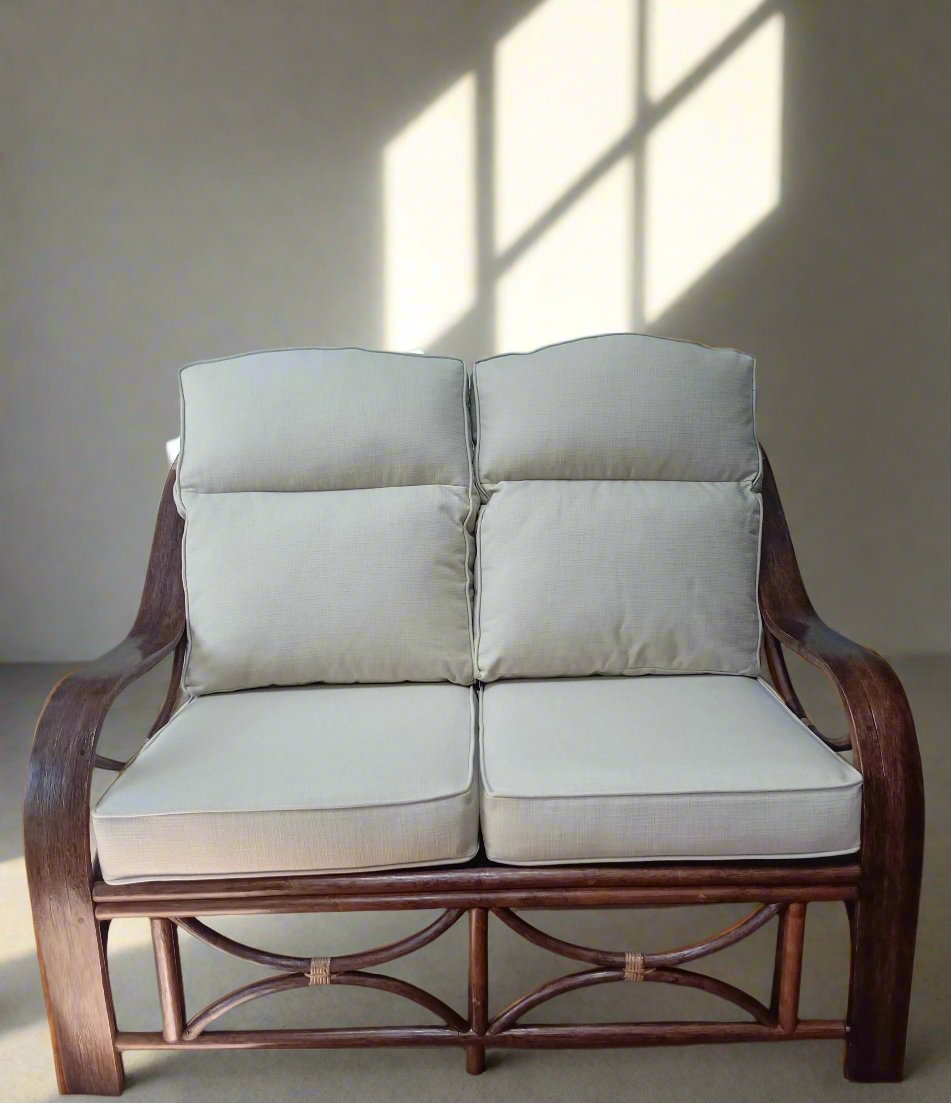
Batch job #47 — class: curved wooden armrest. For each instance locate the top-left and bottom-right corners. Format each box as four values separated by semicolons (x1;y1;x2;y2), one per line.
23;466;185;1095
759;450;924;1079
762;630;853;751
94;753;128;772
758;451;923;879
24;466;186;889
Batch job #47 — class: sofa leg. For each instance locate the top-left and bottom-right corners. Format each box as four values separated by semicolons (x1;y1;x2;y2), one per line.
844;883;920;1082
465;1044;486;1075
466;907;488;1074
32;905;124;1096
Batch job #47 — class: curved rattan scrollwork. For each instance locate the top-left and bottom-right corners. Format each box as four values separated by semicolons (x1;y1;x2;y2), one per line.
763;631;852;751
174;909;464;974
489;904;781;1032
494;902;781;969
182;968;468;1039
487;966;773;1033
174;909;467;1039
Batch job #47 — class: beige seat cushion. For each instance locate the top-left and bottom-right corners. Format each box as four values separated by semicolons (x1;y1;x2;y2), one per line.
93;683;478;883
480;676;862;864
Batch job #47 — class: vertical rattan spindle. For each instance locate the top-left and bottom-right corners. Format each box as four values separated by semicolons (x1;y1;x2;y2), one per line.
771;902;807;1033
467;908;488;1074
150;918;186;1042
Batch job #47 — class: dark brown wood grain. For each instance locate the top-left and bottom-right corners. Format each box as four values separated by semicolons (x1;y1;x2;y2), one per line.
148;636;187;738
114;1019;846;1052
181;970;468;1040
174;908;464;974
763;631;851;750
115;1027;464;1050
480;1020;846;1048
150;919;185;1043
466;908;488;1074
488;967;775;1035
93;883;856;920
23;466;185;1095
769;902;806;1033
759;451;924;1080
494;903;781;970
91;856;861;903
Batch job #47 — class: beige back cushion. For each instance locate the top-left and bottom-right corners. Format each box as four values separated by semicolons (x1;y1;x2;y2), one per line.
472;334;762;680
177;348;475;694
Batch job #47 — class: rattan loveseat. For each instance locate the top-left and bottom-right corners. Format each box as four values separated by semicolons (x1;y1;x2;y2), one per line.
24;335;923;1094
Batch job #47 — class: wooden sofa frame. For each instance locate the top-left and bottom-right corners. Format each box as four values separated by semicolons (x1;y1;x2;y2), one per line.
23;453;924;1094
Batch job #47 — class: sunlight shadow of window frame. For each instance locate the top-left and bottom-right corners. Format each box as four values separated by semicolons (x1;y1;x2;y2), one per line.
381;0;783;352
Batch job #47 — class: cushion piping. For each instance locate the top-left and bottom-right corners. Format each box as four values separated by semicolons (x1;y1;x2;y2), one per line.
482;846;861;866
473;333;760;495
473;479;763;682
98;846;484;886
95;686;478;819
478;678;862;800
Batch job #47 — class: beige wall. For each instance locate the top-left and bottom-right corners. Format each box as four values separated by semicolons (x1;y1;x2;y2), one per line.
2;0;949;660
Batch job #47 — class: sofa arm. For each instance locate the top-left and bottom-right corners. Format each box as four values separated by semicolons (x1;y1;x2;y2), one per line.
758;450;923;880
24;465;186;883
22;467;185;1093
758;449;925;1079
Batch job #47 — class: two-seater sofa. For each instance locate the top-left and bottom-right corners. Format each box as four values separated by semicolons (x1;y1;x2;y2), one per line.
24;335;923;1094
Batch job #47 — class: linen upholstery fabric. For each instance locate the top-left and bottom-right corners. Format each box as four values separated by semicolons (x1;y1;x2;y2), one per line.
479;676;862;864
472;334;762;680
177;348;475;693
476;481;761;679
93;683;479;883
474;333;760;489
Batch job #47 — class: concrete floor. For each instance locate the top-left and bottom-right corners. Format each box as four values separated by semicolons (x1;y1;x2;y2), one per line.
2;656;948;1102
